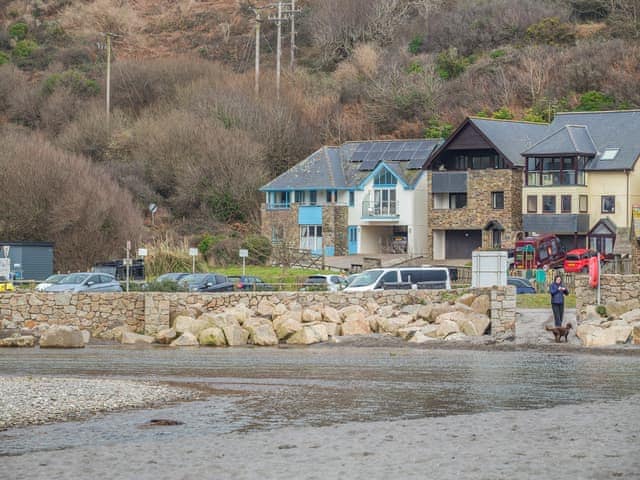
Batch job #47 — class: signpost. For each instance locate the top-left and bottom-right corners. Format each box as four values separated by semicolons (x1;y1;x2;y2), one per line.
189;248;198;273
149;203;158;225
239;249;249;277
1;246;10;279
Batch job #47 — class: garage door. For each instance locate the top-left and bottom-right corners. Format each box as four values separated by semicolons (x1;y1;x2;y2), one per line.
445;230;481;259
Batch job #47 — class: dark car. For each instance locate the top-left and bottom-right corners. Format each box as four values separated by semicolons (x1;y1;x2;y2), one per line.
507;276;536;294
228;275;274;291
180;273;234;292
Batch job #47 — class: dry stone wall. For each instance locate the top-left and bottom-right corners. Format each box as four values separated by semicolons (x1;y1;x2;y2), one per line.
0;287;516;341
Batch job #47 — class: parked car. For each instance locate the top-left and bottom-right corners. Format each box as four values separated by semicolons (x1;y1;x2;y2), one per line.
228;275;274;291
45;272;123;293
302;274;347;292
155;272;190;284
344;267;451;292
180;273;234;292
507;276;536;294
563;249;599;273
35;274;68;292
0;275;15;292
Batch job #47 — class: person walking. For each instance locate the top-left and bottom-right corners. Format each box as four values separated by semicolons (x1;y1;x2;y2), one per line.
549;275;569;327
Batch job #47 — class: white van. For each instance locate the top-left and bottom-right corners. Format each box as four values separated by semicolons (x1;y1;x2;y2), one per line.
343;267;451;292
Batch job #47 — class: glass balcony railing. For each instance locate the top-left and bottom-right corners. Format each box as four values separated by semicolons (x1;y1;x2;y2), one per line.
362;200;398;218
266;202;291;210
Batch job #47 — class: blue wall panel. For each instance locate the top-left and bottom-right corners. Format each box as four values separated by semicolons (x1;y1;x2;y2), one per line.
298;206;323;225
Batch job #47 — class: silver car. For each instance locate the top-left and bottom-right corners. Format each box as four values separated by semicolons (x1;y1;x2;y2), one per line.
45;272;123;293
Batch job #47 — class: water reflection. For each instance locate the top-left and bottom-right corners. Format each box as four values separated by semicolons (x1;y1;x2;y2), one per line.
0;346;638;456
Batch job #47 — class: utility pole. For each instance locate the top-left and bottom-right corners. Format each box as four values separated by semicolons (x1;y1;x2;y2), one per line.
276;1;283;99
254;10;261;95
289;0;296;71
99;32;120;130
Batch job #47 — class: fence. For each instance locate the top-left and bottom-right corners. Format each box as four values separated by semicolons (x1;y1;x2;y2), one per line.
270;244;325;270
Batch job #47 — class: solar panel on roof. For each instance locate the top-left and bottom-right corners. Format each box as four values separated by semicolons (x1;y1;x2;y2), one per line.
356;143;373;152
352;151;367;162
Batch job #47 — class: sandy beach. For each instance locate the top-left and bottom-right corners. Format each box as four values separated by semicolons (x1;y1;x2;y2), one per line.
2;393;638;480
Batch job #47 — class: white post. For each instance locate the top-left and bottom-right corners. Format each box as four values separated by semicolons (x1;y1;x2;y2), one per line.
242;256;246;278
125;240;130;293
106;33;111;130
597;254;601;305
192;255;195;274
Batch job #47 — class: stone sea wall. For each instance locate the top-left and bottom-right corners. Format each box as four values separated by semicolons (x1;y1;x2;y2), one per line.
1;287;516;341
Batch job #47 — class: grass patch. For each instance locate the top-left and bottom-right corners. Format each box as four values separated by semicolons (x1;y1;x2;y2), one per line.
517;293;576;309
208;266;331;285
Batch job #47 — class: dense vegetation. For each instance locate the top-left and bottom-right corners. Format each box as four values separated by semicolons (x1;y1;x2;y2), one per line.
0;0;639;268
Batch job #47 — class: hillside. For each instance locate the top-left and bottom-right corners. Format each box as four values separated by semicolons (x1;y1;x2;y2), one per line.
1;0;639;268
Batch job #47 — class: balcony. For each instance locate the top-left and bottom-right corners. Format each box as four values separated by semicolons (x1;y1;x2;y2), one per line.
361;200;399;220
431;171;467;193
266;202;290;211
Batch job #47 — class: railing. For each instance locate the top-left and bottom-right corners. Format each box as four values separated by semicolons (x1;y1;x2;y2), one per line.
266;202;291;210
361;200;398;218
270;244;325;270
602;258;634;274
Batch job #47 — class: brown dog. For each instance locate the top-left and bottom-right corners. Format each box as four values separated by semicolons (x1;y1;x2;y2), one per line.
545;324;573;343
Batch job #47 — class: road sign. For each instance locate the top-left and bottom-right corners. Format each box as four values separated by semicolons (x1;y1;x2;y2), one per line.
2;245;9;258
123;258;133;266
239;249;249;258
137;248;148;257
189;248;199;257
149;203;158;214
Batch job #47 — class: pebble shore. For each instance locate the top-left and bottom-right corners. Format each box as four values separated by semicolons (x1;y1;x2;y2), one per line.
0;376;199;430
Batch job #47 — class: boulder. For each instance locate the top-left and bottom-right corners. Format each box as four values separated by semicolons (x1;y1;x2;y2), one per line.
378;315;413;335
81;330;91;344
171;332;199;347
620;309;640;324
155;328;177;345
399;305;419;319
227;306;253;325
365;302;379;314
445;333;469;342
576;324;600;342
308;323;329;342
470;295;491;315
605;299;640;319
416;304;433;321
322;306;341;324
273;317;303;340
101;326;127;342
248;324;279;346
257;300;276;317
222;325;249;346
408;330;438;344
322;322;341;337
378;305;395;318
368;315;381;333
243;317;272;330
39;326;85;348
341;313;371;335
436;319;460;338
472;314;491;336
339;305;366;321
456;293;476;307
174;315;198;335
610;325;633;344
302;308;323;323
583;305;606;324
170;309;198;326
198;327;227;346
633;323;640;345
286;324;327;345
429;303;456;322
397;325;423;340
578;324;631;347
121;331;155;345
435;311;470;327
0;335;36;347
273;303;289;318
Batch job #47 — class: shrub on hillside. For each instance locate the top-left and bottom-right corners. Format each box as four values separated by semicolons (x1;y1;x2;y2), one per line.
241;235;272;265
526;17;576;45
0;128;143;271
8;22;28;41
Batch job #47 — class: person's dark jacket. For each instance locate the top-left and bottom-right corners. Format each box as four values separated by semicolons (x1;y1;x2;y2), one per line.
549;282;569;304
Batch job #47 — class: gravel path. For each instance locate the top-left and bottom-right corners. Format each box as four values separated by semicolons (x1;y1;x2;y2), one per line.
0;376;199;430
2;395;639;479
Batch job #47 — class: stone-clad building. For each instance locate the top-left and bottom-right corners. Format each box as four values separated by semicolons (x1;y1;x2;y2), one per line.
423;117;548;260
260;140;441;256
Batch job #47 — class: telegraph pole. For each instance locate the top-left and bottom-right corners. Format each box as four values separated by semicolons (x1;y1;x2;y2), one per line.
289;0;296;71
99;32;120;130
255;11;261;95
275;1;283;99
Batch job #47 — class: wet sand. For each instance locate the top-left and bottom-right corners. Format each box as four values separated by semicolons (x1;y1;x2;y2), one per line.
3;395;638;480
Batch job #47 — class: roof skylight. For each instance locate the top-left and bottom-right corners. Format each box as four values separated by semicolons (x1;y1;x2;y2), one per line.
600;148;619;160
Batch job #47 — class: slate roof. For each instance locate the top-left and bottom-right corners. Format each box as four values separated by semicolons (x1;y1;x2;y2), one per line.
522;125;597;156
468;118;549;167
548;111;640;171
260;139;441;191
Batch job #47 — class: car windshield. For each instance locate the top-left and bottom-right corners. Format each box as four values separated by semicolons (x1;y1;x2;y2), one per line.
45;274;67;283
60;273;90;284
349;270;383;288
181;274;207;285
304;276;327;284
566;254;580;261
157;273;186;282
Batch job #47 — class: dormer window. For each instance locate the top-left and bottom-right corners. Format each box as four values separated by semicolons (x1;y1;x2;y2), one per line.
600;148;619;161
374;169;397;186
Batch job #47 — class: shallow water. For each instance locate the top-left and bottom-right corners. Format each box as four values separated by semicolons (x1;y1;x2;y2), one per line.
1;345;639;457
